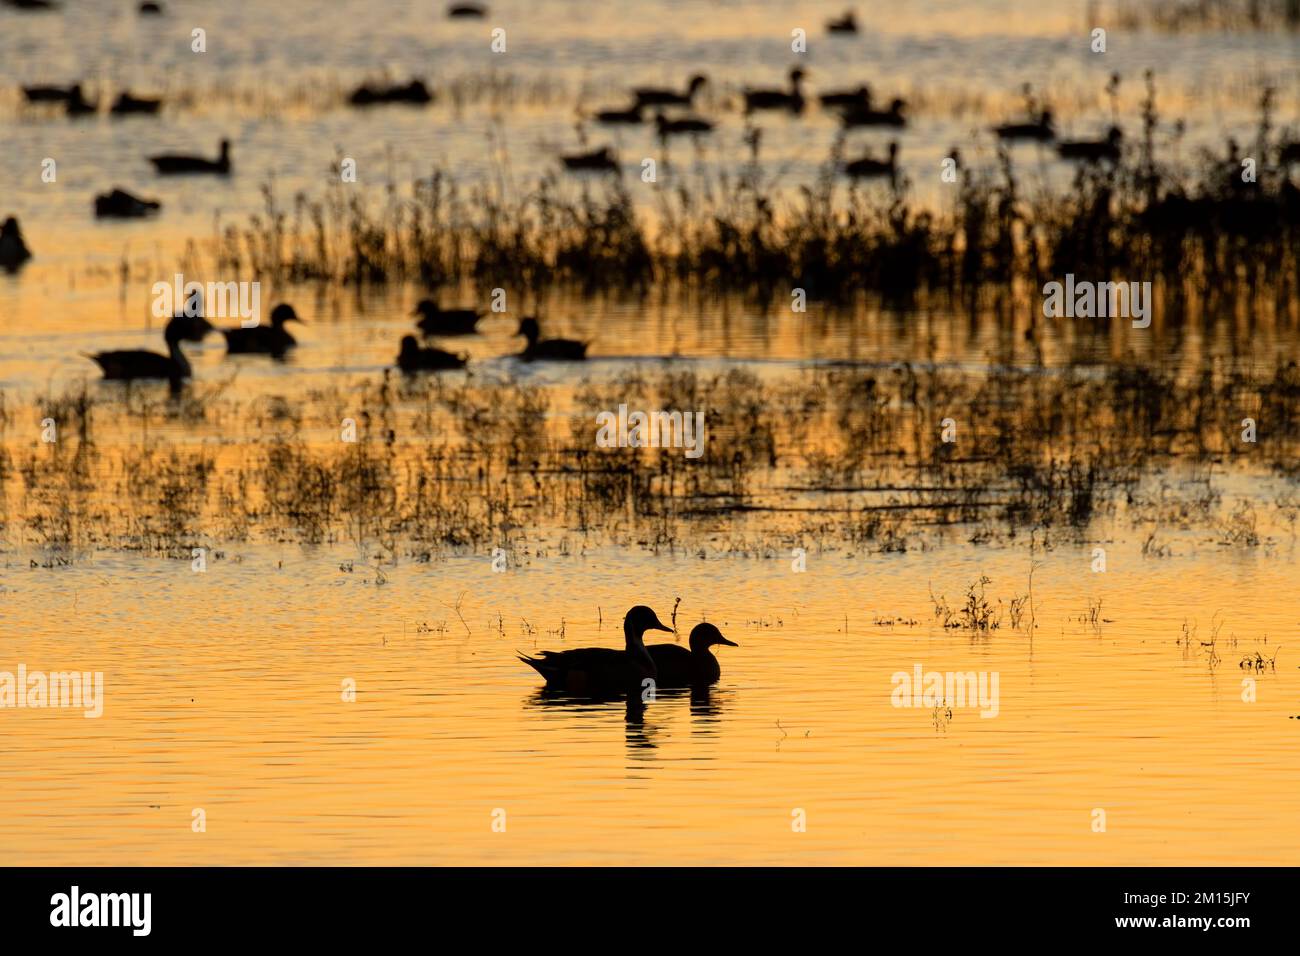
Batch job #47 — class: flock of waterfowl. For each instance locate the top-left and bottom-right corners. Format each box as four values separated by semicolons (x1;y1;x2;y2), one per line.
519;606;738;697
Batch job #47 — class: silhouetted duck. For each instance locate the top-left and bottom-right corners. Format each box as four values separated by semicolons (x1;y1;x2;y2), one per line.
87;314;214;389
845;141;898;179
111;92;162;116
561;146;619;173
4;0;60;10
654;112;714;138
348;79;432;107
840;97;906;128
819;84;871;109
517;317;587;361
0;216;32;272
519;606;671;696
647;623;738;687
827;10;859;33
139;1;163;13
994;109;1055;142
94;188;161;219
148;138;231;175
413;298;482;335
22;84;77;104
634;74;707;109
744;67;806;114
65;84;96;117
397;335;467;373
1057;126;1122;163
447;2;486;16
594;102;643;125
223;303;302;358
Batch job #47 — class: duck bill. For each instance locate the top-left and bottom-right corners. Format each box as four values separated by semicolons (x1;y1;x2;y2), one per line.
650;620;673;633
717;637;738;647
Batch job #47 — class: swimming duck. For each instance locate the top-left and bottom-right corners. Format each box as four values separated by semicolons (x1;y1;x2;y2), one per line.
94;188;161;219
348;79;433;107
517;317;588;361
1057;126;1122;163
594;102;644;125
139;1;163;13
994;109;1055;142
840;96;906;128
0;217;32;272
22;83;77;104
827;11;858;34
744;67;806;114
148;138;231;175
654;112;715;138
646;622;738;687
447;2;486;16
222;303;302;357
518;605;672;696
819;84;872;109
413;298;483;336
561;146;619;173
396;335;467;373
111;92;162;116
87;314;214;390
633;74;707;109
845;141;899;179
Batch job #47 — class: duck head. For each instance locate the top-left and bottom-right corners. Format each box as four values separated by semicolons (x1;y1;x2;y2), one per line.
688;74;708;95
269;303;302;326
218;138;231;162
789;67;806;86
1039;109;1055;127
516;316;541;345
164;313;214;344
399;334;420;357
624;605;673;640
412;298;439;317
688;622;738;652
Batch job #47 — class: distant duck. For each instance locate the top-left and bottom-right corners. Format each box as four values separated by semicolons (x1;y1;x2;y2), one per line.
111;92;162;116
0;216;33;272
744;67;806;114
654;112;715;138
396;335;467;373
413;298;482;336
94;188;161;219
22;83;77;104
840;96;906;128
4;0;60;10
633;74;708;109
138;1;163;12
845;141;899;179
87;314;214;390
826;10;859;33
819;84;872;109
647;623;738;688
65;84;97;117
223;303;302;358
561;146;619;173
594;102;643;125
994;109;1055;142
148;138;231;175
518;605;672;696
348;79;432;107
517;317;588;361
1057;126;1122;163
447;2;486;16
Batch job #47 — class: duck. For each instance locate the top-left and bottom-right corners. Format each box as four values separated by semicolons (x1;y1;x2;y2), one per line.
94;188;161;219
413;298;482;335
840;96;906;128
993;109;1055;142
396;335;467;373
447;2;486;16
0;217;33;272
593;102;643;125
827;10;859;33
65;84;97;117
139;1;164;13
646;622;738;687
348;79;433;107
111;92;162;116
633;74;707;109
222;303;302;357
845;141;899;179
517;317;587;361
87;314;214;390
22;83;77;104
148;138;231;175
561;146;619;173
819;84;872;109
518;606;672;696
654;112;715;138
744;67;806;114
1056;126;1122;163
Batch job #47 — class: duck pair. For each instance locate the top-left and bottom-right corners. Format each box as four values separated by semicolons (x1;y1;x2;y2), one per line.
398;314;587;374
519;606;737;696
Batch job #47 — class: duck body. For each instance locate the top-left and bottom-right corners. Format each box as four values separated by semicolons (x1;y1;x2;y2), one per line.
840;97;906;128
222;303;301;357
519;606;671;697
397;335;467;373
111;92;162;115
22;84;76;104
654;113;714;137
994;110;1055;142
845;141;899;179
561;146;619;173
1056;127;1122;163
348;79;432;107
447;2;486;16
594;103;643;125
633;75;707;109
0;217;33;272
88;315;213;389
819;85;871;109
827;11;859;33
647;624;738;687
149;138;231;174
743;68;806;114
94;188;161;219
413;299;482;335
517;317;587;361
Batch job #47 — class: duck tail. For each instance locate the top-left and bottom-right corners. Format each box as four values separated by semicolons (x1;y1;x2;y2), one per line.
517;654;550;678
